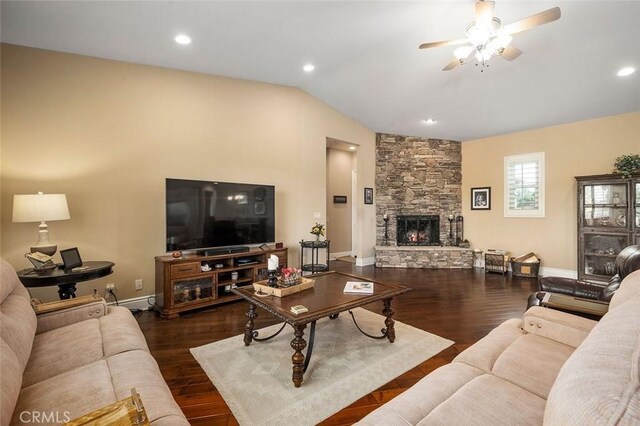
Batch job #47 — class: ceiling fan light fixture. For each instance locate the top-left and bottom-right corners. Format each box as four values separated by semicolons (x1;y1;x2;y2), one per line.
418;1;561;72
475;49;493;63
491;32;512;50
454;46;474;60
465;18;501;46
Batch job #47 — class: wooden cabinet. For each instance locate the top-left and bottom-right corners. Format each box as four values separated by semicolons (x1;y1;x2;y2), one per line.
576;173;640;283
154;247;287;319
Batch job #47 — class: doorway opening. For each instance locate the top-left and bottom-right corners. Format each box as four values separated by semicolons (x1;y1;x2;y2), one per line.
326;138;357;260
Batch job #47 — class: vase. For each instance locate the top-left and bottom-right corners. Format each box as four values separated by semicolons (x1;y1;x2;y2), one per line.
315;235;320;242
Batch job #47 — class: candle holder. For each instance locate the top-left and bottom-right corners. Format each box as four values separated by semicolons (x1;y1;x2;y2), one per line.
448;215;455;246
383;215;389;246
267;269;278;287
456;215;464;246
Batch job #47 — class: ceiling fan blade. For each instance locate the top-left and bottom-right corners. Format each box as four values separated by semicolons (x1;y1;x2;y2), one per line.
503;7;561;35
475;0;495;27
501;45;522;61
419;39;468;49
443;57;462;71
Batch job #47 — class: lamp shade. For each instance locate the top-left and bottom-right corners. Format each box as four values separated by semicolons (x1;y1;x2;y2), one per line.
12;193;70;223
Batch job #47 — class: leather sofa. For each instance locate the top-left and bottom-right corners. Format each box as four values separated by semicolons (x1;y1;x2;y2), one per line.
0;259;189;425
527;245;640;311
357;269;640;425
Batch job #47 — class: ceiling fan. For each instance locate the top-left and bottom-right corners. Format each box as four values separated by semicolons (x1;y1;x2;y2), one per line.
419;1;561;71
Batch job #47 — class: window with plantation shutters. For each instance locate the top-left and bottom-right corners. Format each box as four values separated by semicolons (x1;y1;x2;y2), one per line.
504;152;545;217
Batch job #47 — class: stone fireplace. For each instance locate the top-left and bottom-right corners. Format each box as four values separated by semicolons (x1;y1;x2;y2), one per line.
374;133;472;269
396;215;440;246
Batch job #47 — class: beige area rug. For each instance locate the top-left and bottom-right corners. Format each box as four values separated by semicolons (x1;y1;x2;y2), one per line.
190;308;453;426
336;255;357;263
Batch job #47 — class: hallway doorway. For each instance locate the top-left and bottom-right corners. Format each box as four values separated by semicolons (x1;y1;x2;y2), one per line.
326;138;357;258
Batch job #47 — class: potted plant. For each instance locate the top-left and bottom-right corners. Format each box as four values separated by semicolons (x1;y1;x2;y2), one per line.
613;154;640;177
310;223;325;242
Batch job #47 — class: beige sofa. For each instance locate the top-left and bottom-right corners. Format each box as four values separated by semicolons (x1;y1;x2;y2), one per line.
0;259;188;425
358;269;640;425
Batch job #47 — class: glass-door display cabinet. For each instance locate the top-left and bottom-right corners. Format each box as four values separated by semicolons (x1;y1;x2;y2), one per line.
576;173;640;283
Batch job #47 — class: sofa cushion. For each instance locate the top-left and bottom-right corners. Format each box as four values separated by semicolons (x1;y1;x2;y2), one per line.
22;306;150;387
609;269;640;310
1;259;37;425
1;259;37;370
2;340;24;426
544;284;640;424
101;306;149;357
522;306;596;348
15;349;188;426
23;318;105;387
356;363;484;425
453;318;524;372
492;333;574;399
418;374;546;425
12;360;117;425
107;350;189;425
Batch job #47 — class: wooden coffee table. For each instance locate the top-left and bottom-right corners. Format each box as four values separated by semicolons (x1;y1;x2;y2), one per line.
231;271;410;387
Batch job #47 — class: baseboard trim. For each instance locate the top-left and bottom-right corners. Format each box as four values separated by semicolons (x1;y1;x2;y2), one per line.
356;256;375;267
106;295;154;311
330;251;353;260
538;267;577;279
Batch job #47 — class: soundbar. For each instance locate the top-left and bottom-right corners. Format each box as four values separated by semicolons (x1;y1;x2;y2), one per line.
197;246;250;256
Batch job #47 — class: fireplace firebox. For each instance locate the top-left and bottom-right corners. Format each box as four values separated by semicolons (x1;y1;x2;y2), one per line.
397;215;440;246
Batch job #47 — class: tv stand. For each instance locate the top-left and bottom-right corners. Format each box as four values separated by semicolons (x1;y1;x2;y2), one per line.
154;246;287;319
197;246;250;256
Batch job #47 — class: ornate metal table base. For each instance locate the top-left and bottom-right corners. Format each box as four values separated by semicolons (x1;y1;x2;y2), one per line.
348;298;395;342
244;304;288;344
242;298;396;387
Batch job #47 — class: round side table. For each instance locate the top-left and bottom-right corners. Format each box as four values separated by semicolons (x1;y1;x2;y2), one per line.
300;240;331;275
17;261;115;299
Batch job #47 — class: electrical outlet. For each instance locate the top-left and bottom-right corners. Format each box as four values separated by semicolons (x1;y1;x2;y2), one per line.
106;283;115;291
135;279;143;291
314;212;321;219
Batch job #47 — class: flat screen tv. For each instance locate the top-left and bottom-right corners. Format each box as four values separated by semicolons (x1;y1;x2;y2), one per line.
166;178;275;252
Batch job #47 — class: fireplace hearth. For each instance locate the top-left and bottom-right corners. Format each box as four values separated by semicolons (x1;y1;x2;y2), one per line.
397;215;440;246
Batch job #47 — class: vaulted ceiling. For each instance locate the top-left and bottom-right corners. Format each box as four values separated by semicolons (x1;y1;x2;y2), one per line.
2;1;639;141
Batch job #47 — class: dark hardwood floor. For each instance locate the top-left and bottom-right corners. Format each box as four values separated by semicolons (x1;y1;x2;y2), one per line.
136;262;538;425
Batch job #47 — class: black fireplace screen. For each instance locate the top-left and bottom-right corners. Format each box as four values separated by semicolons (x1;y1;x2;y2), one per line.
397;215;440;246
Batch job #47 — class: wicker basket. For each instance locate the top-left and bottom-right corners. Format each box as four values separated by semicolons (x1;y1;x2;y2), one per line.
253;277;315;297
510;258;541;278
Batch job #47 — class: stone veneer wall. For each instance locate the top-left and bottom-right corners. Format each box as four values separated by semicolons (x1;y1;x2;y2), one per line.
375;246;473;269
376;133;462;246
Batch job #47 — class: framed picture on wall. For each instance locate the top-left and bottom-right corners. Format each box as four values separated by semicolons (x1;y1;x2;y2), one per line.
364;187;374;205
471;187;491;210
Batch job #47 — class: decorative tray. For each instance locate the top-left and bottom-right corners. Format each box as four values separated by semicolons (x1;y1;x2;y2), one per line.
252;277;315;297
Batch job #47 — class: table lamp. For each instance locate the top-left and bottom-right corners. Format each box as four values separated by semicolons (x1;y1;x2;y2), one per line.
12;192;70;256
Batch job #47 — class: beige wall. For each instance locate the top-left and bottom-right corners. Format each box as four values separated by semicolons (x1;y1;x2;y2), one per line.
462;111;640;273
0;44;376;301
326;148;354;254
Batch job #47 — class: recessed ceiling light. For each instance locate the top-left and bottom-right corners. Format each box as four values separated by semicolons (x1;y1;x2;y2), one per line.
303;64;315;72
174;34;192;45
617;67;635;77
424;118;437;125
348;146;356;151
